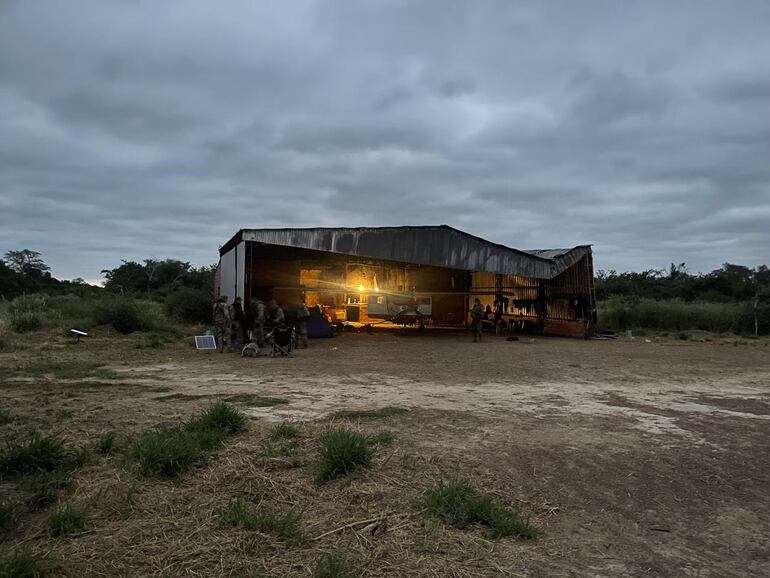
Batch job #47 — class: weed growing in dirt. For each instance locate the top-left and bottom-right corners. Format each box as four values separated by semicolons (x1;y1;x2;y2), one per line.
132;403;246;477
260;441;298;458
366;429;395;445
424;480;538;540
131;428;204;477
317;428;374;483
0;500;21;533
48;503;88;537
21;470;72;511
271;422;300;438
92;483;136;518
313;553;356;578
188;402;247;435
96;432;117;454
221;498;305;544
333;406;408;420
71;445;90;468
0;547;54;577
0;434;68;479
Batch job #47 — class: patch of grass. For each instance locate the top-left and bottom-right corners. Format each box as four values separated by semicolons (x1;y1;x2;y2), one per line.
0;408;12;425
96;432;117;454
333;406;408;420
0;547;55;577
0;434;68;479
0;500;21;533
226;394;289;407
48;502;88;537
423;480;538;540
71;445;90;468
317;428;374;483
187;402;248;435
1;360;118;380
135;333;168;349
271;422;300;439
21;470;72;511
313;553;356;578
132;403;246;477
260;441;297;458
221;498;304;544
131;428;204;477
366;429;395;445
92;483;136;518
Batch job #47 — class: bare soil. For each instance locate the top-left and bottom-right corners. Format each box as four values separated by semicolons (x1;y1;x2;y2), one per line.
1;329;769;576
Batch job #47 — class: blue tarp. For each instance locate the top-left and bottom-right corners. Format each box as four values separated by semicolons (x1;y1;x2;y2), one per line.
307;313;334;338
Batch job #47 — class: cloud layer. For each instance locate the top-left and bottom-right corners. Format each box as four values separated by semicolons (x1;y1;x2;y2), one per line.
1;0;769;280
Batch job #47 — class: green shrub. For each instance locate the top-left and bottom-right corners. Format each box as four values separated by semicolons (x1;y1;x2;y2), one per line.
8;294;48;315
7;294;47;333
424;480;538;540
46;294;94;330
0;547;54;577
317;428;374;483
165;287;213;324
92;299;150;334
48;503;88;537
10;311;43;333
0;434;68;479
221;498;304;543
313;553;356;578
597;297;770;335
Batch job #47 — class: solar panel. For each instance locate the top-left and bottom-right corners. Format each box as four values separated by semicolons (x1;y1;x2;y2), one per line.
195;335;217;350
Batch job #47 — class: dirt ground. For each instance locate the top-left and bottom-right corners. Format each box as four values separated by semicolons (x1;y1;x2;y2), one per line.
1;328;769;577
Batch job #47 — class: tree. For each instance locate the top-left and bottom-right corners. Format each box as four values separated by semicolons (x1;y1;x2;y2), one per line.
143;259;190;292
101;260;148;293
3;249;51;277
101;258;205;293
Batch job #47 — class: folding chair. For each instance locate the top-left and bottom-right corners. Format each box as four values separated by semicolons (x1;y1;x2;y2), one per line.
269;323;295;357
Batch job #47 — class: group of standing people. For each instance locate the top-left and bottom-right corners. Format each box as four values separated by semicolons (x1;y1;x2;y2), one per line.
212;296;309;353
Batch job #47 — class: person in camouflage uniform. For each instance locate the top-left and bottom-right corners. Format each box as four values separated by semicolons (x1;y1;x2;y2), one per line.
212;296;231;352
248;298;266;348
296;302;310;348
471;298;484;343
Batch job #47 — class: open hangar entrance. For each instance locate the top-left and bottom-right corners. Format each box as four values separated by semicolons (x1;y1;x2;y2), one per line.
216;226;597;337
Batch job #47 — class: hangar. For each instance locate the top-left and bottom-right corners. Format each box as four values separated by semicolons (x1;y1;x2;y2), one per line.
216;225;596;337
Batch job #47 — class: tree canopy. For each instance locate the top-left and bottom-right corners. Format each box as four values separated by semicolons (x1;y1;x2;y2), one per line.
101;259;215;293
3;249;51;277
595;263;770;302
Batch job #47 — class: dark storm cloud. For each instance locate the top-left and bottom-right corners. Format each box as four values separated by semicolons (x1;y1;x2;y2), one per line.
1;0;769;281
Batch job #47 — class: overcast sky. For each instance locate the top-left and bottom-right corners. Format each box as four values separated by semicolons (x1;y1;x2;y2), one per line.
1;1;768;281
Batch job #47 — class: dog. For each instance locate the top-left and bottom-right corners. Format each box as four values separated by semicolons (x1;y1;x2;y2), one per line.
240;342;260;358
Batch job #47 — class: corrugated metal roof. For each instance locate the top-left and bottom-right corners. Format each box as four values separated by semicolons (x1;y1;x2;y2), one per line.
222;225;590;279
